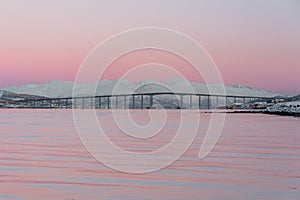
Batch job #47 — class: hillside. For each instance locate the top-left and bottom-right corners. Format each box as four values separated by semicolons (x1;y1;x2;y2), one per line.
0;90;47;108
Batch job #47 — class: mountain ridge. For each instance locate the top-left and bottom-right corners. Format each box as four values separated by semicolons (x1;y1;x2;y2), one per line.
2;79;281;98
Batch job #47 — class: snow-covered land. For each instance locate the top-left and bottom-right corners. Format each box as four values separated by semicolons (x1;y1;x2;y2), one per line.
0;90;47;108
266;101;300;115
3;78;278;98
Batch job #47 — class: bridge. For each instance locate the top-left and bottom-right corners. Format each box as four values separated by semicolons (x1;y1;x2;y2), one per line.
14;92;276;109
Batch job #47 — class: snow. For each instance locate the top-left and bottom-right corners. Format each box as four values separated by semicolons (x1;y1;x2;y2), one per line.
0;90;13;97
266;101;300;114
2;78;279;98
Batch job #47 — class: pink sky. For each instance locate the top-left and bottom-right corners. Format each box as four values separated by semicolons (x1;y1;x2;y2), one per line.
0;0;299;95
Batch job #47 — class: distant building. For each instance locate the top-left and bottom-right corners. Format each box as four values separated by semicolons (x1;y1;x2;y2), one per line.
249;102;267;109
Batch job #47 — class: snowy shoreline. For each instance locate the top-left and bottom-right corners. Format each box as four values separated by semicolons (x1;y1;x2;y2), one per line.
264;101;300;117
219;101;300;117
202;106;300;117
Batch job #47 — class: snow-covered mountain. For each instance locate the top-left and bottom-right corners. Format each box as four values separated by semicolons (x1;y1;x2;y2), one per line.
3;78;279;98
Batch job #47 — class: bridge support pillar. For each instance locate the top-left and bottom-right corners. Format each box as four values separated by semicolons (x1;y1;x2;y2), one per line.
107;97;110;109
74;98;77;108
198;95;201;109
116;96;118;109
150;95;153;108
132;95;135;109
124;96;127;109
82;98;85;109
226;97;228;108
141;95;144;109
65;99;68;109
98;97;101;109
180;95;183;109
207;96;210;109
